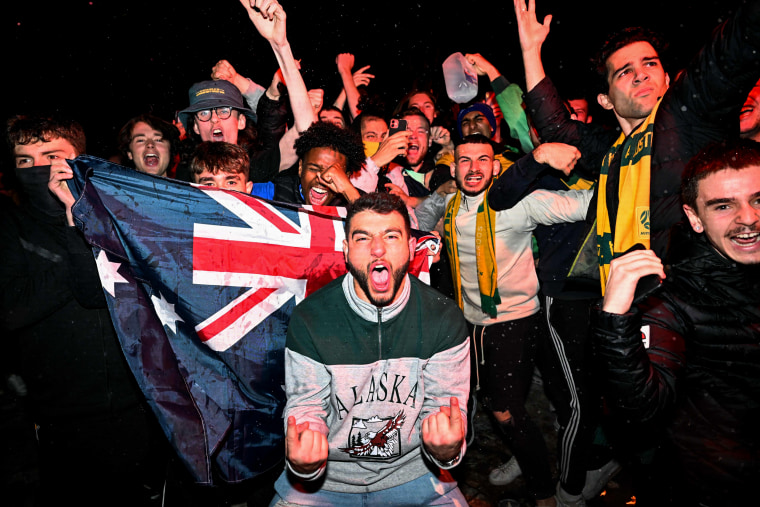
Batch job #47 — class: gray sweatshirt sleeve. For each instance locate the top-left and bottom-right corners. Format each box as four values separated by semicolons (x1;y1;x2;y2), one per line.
415;191;448;231
516;188;593;231
418;337;470;469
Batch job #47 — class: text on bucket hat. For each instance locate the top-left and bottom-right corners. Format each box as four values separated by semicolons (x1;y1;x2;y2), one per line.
177;79;255;129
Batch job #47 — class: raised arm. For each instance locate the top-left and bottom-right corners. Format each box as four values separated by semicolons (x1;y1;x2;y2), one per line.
239;0;315;132
211;59;266;113
335;53;374;120
465;52;535;154
513;0;552;92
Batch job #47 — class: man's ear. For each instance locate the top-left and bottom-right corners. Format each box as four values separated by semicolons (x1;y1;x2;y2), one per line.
450;162;456;179
665;73;671;88
492;159;501;177
237;114;247;130
192;121;200;136
127;151;134;161
342;238;349;262
597;93;614;111
245;180;253;194
683;204;704;233
408;235;417;260
298;160;304;177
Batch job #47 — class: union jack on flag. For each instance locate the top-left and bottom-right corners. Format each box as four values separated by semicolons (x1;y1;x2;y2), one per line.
66;156;436;485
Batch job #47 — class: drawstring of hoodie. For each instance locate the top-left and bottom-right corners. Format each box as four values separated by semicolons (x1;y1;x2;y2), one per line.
472;325;486;392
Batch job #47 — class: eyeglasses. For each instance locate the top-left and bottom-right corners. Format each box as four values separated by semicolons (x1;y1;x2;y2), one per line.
194;107;234;122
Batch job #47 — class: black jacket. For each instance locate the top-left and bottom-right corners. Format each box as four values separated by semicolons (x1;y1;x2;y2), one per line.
0;172;144;422
592;225;760;504
525;0;760;260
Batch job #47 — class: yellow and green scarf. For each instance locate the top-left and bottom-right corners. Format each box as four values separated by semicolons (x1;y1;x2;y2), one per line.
597;101;660;293
444;189;501;318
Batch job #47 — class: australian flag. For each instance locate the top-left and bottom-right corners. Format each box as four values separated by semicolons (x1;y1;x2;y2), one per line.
65;156;437;485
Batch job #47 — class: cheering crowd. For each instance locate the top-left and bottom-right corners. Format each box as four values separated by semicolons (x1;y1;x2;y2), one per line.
2;0;759;506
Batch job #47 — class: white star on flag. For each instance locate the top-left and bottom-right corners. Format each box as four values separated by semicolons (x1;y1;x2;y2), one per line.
95;249;128;297
151;292;184;334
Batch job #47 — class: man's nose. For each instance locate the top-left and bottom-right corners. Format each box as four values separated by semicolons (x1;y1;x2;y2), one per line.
370;235;386;256
633;67;650;84
737;202;760;225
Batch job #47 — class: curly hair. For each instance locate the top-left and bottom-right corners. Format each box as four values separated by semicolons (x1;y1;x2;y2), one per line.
294;121;366;176
6;114;86;155
591;26;669;94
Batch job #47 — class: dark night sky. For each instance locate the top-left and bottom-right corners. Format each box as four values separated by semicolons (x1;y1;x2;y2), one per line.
3;0;744;164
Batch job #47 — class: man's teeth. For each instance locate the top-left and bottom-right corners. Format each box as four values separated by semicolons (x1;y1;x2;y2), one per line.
312;187;327;194
735;232;759;239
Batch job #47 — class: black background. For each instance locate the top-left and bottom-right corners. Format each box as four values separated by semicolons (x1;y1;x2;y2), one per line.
3;0;744;166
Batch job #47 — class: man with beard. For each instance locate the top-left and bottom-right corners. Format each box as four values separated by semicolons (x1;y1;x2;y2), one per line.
270;192;470;506
383;108;437;197
415;134;591;506
592;139;760;505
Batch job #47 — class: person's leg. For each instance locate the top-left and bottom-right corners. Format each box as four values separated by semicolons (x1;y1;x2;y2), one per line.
269;470;356;507
270;470;467;507
538;296;599;497
480;314;556;503
365;471;467;506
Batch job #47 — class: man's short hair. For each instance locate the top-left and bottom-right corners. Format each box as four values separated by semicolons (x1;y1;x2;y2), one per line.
681;138;760;210
189;141;250;179
455;133;497;155
344;191;411;237
396;108;431;131
592;26;669;93
318;105;349;126
6;114;86;156
353;112;387;137
294;121;366;176
393;89;438;118
117;113;181;163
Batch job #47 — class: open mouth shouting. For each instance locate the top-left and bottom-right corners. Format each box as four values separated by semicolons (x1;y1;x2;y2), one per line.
369;260;391;294
308;185;332;206
459;170;490;196
143;152;160;169
211;127;226;142
729;228;760;249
